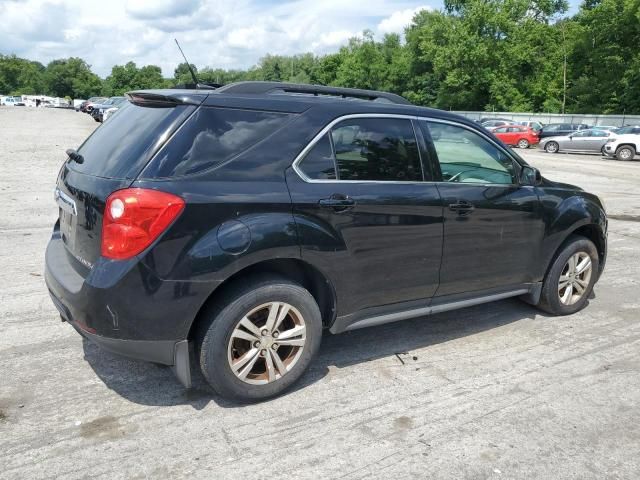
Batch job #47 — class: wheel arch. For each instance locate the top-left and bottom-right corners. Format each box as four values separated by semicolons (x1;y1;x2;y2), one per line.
187;257;337;342
543;221;606;282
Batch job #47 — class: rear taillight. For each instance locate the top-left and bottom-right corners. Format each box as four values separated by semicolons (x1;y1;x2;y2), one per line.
101;188;185;260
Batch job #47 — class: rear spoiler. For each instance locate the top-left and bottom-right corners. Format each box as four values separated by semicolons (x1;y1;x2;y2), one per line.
125;91;207;107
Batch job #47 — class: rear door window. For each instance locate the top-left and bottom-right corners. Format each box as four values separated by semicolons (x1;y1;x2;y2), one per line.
297;117;424;182
72;101;195;179
146;107;291;177
330;118;422;181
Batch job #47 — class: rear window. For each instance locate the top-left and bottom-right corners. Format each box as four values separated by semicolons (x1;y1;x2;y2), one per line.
73;102;195;179
144;107;292;177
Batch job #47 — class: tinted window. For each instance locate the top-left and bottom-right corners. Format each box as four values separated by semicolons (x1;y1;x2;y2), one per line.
494;127;508;133
572;130;590;137
298;134;336;180
616;126;640;134
544;124;559;132
507;127;521;132
330;118;422;181
591;130;608;137
425;122;514;185
73;102;195;179
148;107;291;177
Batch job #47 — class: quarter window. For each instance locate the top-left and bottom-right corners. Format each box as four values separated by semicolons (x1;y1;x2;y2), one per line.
424;122;514;185
147;107;291;177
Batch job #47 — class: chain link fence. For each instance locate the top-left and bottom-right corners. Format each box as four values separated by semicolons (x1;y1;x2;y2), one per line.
454;111;640;127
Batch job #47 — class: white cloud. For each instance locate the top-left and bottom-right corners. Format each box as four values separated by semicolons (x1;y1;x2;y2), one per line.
378;5;431;34
0;0;436;77
125;0;202;19
313;30;357;49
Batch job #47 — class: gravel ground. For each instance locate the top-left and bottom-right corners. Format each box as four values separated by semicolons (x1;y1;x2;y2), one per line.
1;107;639;479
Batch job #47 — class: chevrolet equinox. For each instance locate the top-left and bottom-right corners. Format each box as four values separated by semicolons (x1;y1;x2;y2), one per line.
45;82;608;401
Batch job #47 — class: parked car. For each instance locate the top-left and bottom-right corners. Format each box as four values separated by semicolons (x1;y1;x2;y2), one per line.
490;125;539;148
593;125;619;132
613;125;640;135
45;82;607;401
539;128;616;154
102;106;120;122
91;96;126;122
538;123;591;139
1;95;24;106
481;119;516;129
80;97;107;113
516;120;544;132
602;134;639;160
477;117;513;124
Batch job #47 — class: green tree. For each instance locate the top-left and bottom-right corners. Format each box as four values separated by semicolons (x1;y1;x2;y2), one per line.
0;55;46;95
44;57;102;98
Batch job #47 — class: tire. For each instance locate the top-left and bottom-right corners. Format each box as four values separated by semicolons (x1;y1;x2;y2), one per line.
537;235;599;315
616;145;636;161
545;141;559;153
601;146;607;156
198;276;322;401
517;139;530;149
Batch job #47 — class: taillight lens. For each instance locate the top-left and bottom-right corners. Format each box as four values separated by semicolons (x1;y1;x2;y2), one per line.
102;188;185;260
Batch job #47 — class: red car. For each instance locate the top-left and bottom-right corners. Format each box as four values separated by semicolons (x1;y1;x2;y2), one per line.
490;125;539;149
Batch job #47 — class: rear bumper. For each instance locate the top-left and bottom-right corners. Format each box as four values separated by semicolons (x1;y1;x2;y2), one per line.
44;229;213;388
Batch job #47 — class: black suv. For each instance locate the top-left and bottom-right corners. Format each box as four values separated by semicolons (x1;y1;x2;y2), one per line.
45;82;607;401
538;123;591;139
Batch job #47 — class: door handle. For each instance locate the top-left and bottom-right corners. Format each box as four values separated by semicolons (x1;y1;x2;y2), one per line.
319;195;356;212
449;201;475;215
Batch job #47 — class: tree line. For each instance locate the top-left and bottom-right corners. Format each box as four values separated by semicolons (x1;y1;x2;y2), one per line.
1;0;638;114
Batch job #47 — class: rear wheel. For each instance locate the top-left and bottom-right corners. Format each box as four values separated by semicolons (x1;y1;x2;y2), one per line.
198;276;322;401
616;145;636;161
537;236;599;315
545;141;559;153
517;138;530;149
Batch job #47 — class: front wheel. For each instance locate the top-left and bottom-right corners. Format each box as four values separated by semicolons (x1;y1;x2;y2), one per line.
545;141;559;153
517;139;530;149
198;276;322;401
537;236;599;315
616;145;636;161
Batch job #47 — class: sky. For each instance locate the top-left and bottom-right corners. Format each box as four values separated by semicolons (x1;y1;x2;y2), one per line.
0;0;582;78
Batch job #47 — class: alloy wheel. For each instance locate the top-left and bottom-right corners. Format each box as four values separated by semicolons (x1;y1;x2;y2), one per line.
545;142;558;153
558;252;592;306
227;302;306;385
618;148;633;160
518;139;529;149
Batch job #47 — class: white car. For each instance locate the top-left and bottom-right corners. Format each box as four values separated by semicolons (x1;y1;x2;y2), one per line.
517;120;544;132
1;96;21;106
603;134;639;160
102;106;119;121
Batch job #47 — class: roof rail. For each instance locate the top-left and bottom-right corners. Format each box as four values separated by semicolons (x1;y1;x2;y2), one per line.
215;81;412;105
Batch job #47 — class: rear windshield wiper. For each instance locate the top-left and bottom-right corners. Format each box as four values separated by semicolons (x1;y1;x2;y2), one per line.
66;149;84;164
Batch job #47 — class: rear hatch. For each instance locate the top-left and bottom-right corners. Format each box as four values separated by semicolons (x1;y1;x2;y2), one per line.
55;96;199;270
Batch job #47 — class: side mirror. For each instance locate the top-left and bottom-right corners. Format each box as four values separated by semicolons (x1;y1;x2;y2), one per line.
521;165;541;186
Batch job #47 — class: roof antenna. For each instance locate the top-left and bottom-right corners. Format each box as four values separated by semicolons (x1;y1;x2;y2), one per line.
174;38;200;87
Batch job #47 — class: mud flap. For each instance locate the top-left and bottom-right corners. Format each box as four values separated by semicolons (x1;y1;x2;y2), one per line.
171;340;192;388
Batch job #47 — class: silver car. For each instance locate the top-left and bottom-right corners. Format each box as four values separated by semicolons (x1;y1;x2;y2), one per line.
539;128;616;154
